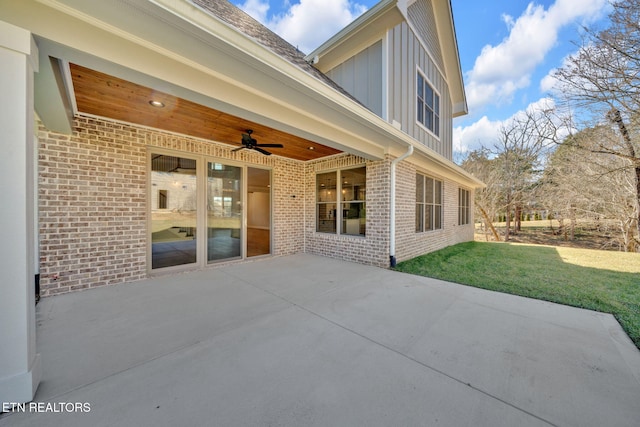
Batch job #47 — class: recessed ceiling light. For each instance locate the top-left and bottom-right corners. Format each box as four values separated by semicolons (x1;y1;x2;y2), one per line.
149;100;165;108
308;146;315;150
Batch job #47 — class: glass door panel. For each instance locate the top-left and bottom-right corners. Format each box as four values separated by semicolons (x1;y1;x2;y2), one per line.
207;162;242;262
247;167;271;257
151;154;197;269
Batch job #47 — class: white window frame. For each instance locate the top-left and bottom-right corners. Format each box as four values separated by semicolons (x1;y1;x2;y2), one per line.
458;188;471;225
416;69;440;138
416;173;443;232
316;166;366;237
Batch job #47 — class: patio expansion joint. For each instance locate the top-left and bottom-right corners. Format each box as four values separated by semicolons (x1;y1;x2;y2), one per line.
226;272;560;427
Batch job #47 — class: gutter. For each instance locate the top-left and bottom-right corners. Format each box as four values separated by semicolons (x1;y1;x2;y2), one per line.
389;143;414;268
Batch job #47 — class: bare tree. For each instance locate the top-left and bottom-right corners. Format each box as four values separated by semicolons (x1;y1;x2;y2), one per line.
460;149;501;241
552;0;640;250
461;105;563;242
542;126;638;250
492;106;560;240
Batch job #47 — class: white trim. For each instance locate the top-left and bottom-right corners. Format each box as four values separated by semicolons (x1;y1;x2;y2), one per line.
306;0;400;68
3;0;480;184
246;165;274;258
416;66;441;140
0;21;41;403
415;172;444;233
59;60;78;115
382;31;390;122
389;144;413;267
458;187;471;226
314;165;367;238
404;13;448;89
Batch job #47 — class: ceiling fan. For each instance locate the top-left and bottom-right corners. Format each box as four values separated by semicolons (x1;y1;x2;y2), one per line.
231;130;283;156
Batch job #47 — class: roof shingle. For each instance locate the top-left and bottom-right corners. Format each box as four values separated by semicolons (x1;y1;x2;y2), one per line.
191;0;363;104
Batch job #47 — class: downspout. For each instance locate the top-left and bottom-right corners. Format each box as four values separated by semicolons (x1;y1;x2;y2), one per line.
389;144;413;267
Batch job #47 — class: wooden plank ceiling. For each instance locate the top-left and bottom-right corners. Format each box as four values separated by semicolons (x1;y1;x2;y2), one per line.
70;63;341;161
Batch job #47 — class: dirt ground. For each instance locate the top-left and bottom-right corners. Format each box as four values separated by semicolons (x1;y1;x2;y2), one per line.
475;219;627;251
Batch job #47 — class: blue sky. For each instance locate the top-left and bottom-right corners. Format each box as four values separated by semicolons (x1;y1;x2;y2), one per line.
233;0;611;156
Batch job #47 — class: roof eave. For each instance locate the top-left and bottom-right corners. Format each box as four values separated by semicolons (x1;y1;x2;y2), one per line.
305;0;403;72
437;0;467;117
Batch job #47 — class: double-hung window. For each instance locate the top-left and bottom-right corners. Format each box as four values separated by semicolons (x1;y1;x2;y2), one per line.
458;188;470;225
316;167;366;236
416;174;443;232
417;71;440;137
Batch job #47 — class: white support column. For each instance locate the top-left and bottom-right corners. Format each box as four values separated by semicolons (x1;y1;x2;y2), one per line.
0;20;41;404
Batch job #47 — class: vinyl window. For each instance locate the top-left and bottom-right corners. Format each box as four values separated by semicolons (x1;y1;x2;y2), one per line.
417;72;440;137
459;188;470;225
316;167;366;236
416;174;443;232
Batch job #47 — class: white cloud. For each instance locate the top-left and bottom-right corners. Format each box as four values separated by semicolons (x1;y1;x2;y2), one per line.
466;0;607;113
239;0;367;54
454;97;559;155
540;70;559;94
238;0;270;23
272;0;367;53
454;116;503;154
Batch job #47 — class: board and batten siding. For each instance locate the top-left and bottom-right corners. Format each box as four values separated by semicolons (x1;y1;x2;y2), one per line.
407;0;444;72
326;41;383;117
387;21;453;161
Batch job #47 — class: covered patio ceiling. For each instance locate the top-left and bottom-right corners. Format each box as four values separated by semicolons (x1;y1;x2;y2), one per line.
69;63;342;162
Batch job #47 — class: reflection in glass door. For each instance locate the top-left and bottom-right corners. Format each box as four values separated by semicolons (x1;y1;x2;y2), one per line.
207;162;242;262
247;167;271;257
151;154;198;269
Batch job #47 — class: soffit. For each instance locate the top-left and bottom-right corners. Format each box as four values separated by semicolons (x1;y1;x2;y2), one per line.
70;63;341;161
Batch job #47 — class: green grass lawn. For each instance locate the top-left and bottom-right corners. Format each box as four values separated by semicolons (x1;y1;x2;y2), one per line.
395;241;640;348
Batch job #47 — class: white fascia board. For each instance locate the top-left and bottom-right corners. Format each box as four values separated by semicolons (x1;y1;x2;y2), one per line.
3;0;387;158
5;0;473;174
433;0;467;117
412;147;484;189
305;0;402;72
385;128;484;189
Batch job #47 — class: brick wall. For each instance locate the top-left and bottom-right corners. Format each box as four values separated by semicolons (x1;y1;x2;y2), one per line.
304;154;391;267
394;159;475;262
38;117;147;295
303;153;474;268
38;115;304;296
38;115;474;296
272;157;305;256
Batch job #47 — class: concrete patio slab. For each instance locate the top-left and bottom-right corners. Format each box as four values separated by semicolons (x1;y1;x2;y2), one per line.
1;254;639;426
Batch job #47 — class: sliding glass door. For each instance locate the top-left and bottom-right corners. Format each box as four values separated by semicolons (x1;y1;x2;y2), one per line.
150;152;271;272
207;162;242;262
150;154;198;269
247;167;271;257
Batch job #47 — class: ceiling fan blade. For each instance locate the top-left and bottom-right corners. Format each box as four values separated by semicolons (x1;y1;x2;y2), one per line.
256;143;283;148
253;146;272;156
231;146;246;152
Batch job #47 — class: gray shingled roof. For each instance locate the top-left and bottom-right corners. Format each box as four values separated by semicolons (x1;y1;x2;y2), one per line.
191;0;363;104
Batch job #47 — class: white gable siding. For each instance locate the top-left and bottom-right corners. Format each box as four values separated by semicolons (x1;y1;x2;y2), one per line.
387;22;453;160
326;41;383;117
407;0;445;72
